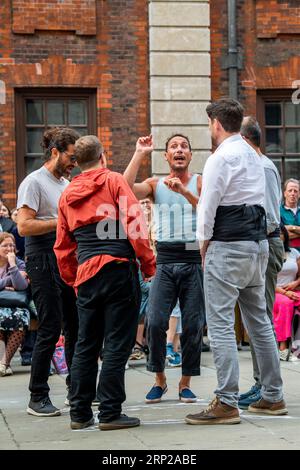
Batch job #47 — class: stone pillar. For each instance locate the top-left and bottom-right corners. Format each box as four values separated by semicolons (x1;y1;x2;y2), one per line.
149;0;211;175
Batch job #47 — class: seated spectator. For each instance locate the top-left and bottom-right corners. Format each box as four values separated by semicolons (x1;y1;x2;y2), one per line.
273;225;300;361
0;232;30;376
0;202;15;233
280;179;300;252
10;208;25;260
0;204;11;219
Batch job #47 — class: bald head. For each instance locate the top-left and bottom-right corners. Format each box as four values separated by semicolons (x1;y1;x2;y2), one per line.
241;116;261;148
74;135;104;170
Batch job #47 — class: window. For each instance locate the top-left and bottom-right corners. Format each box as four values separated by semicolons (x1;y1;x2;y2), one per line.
15;89;96;184
257;91;300;181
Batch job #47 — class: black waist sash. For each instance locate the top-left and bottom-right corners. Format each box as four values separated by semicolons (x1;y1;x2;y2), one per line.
156;241;201;264
73;222;135;265
267;227;280;239
25;232;56;256
211;205;267;242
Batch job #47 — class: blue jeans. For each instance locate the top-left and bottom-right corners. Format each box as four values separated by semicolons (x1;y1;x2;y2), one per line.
146;263;205;376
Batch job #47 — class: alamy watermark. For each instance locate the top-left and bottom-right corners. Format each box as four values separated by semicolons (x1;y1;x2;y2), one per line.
292;80;300;105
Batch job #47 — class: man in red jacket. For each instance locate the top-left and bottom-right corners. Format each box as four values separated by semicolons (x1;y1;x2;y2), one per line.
54;135;156;431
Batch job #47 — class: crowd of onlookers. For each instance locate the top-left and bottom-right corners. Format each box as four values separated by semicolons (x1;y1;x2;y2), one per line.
1;176;300;378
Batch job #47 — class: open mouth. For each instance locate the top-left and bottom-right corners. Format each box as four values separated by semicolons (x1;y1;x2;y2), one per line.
174;156;185;161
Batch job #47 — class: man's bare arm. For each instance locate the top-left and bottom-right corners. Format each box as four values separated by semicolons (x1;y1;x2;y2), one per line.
123;135;154;199
18;206;57;237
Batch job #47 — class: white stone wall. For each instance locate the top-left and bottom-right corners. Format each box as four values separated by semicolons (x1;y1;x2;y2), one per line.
149;0;211;175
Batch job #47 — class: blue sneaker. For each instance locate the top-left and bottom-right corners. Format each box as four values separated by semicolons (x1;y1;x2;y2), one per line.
166;343;174;360
167;352;182;367
239;384;260;401
145;384;168;404
179;388;197;403
238;389;262;410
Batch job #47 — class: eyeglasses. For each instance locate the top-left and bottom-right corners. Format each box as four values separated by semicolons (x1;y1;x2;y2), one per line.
0;243;15;249
62;152;77;163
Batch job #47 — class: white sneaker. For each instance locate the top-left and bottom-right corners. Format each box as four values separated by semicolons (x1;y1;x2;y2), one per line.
0;364;6;376
279;349;290;361
290;353;300;362
4;366;13;376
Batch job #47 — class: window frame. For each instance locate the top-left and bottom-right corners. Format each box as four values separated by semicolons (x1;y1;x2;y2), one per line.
15;88;97;186
257;90;300;181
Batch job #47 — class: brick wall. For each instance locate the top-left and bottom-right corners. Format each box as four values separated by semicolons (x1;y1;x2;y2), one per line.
211;0;300;116
0;0;150;206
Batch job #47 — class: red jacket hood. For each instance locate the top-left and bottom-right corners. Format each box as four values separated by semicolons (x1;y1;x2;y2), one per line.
65;168;110;207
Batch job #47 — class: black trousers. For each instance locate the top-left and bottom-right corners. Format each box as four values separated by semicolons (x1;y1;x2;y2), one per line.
26;252;78;401
70;261;141;423
147;263;205;376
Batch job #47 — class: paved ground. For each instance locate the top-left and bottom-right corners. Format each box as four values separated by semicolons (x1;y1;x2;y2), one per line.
1;350;300;450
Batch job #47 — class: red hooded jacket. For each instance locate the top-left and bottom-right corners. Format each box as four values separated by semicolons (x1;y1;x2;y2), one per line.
54;167;156;289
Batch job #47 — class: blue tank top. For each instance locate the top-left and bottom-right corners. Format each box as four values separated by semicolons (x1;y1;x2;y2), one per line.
154;174;198;243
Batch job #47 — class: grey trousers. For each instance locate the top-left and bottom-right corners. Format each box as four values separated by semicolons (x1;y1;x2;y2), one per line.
250;237;284;386
205;240;283;408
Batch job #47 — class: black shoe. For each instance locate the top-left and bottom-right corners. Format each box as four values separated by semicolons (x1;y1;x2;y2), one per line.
201;341;210;352
70;417;95;430
99;414;140;431
27;397;61;417
21;358;32;366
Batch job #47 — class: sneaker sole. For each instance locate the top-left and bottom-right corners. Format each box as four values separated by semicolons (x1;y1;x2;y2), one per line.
70;419;94;430
247;406;288;416
167;362;182;368
26;407;61;417
99;421;140;431
185;416;241;425
179;397;197;403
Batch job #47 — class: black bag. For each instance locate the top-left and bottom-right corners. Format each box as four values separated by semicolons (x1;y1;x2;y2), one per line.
0;289;30;309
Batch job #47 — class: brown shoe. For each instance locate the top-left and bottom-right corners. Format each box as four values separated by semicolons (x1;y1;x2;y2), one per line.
248;398;288;415
185;397;241;425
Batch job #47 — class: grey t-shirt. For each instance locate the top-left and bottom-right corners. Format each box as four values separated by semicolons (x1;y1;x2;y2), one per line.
17;166;69;256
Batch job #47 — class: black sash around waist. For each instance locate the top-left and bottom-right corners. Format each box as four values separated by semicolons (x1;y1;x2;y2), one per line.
211;205;267;242
156;241;201;264
73;222;136;265
25;232;56;256
267;227;280;239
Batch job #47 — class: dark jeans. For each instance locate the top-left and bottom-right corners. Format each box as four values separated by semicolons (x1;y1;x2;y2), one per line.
70;261;141;424
147;263;205;376
20;330;37;360
26;252;78;401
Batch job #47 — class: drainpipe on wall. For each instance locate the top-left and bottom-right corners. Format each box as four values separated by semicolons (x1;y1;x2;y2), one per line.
227;0;238;100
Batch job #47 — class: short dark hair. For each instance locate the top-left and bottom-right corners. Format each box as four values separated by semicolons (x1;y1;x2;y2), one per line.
241;116;261;147
74;135;103;170
206;98;244;133
165;134;192;152
41;127;80;161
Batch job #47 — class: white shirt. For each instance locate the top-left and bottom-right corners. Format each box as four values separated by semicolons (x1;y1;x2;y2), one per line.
261;154;281;234
277;248;300;286
197;134;265;241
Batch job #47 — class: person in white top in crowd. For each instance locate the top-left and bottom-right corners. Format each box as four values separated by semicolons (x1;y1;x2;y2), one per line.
185;98;286;426
273;224;300;361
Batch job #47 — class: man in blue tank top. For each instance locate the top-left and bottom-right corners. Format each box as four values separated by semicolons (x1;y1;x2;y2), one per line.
124;134;205;404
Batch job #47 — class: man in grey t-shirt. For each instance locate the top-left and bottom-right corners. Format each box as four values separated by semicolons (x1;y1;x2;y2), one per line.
239;116;284;408
17;127;80;417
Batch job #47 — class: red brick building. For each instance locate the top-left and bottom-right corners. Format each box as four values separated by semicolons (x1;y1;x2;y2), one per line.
1;1;300;207
0;0;150;206
211;0;300;181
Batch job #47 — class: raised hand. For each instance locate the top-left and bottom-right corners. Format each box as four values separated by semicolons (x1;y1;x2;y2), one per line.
135;135;154;156
7;251;17;268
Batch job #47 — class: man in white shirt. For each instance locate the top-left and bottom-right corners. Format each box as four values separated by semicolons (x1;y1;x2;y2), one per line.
185;99;286;426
